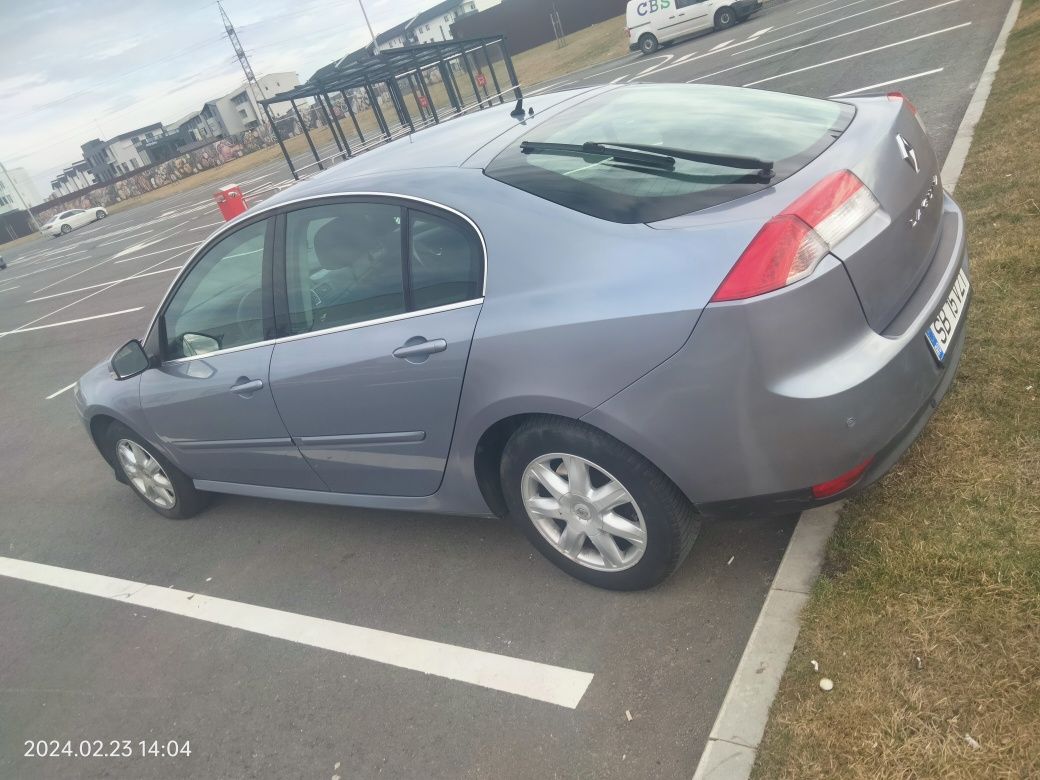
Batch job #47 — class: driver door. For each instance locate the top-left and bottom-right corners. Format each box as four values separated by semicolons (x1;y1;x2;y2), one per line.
139;217;326;491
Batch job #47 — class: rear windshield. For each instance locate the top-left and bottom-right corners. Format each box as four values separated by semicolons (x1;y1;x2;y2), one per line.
485;84;854;223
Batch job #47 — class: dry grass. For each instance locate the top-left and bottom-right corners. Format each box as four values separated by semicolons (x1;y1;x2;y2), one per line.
753;3;1040;778
512;14;630;88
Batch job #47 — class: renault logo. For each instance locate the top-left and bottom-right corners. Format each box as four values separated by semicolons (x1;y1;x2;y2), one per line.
896;134;919;173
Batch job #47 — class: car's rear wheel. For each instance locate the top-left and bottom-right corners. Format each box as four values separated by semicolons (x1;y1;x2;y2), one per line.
715;7;737;29
106;422;209;519
95;210;106;220
60;223;71;234
639;33;660;55
500;417;699;590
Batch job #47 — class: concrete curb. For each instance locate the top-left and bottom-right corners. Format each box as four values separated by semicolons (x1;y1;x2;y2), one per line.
691;3;1023;777
691;505;839;780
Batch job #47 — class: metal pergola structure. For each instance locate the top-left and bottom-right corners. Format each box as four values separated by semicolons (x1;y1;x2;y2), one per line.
259;36;524;180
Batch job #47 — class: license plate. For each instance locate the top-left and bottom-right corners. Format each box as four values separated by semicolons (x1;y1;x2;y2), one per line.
925;269;970;362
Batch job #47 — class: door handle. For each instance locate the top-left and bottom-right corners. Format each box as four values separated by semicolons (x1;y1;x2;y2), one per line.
230;378;264;395
393;338;447;360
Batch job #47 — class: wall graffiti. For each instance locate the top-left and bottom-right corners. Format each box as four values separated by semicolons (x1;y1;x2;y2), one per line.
35;126;279;223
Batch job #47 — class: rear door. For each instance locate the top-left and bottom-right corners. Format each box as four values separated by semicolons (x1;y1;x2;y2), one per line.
673;0;713;36
139;218;326;490
268;198;484;497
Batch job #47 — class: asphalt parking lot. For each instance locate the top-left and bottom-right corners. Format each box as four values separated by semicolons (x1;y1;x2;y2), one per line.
0;0;1014;777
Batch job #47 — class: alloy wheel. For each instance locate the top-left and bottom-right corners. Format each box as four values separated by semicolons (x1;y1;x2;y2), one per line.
116;439;176;509
521;453;647;572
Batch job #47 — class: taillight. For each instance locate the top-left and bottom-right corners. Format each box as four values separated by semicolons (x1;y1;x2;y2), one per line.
710;170;880;302
888;91;926;129
811;457;874;499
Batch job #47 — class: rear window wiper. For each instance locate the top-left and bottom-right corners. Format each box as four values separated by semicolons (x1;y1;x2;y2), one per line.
520;140;774;179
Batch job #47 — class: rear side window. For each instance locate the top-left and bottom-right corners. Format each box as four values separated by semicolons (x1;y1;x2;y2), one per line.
408;211;482;309
485;84;854;223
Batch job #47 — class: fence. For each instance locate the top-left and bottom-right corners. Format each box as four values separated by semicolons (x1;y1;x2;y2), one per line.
451;0;627;55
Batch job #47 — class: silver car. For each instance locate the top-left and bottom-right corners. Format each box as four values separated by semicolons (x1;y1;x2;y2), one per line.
77;84;969;590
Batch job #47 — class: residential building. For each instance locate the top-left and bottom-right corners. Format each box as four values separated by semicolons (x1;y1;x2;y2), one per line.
408;0;500;43
0;163;42;213
171;72;300;143
49;160;95;197
81;122;164;183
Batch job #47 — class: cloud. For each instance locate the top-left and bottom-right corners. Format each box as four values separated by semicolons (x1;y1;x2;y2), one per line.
0;0;450;193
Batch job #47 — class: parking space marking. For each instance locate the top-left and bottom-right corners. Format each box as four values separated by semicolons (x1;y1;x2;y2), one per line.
0;556;595;709
26;266;182;303
45;382;78;401
733;0;913;57
798;0;848;14
691;0;965;83
114;241;201;264
710;39;735;51
187;222;224;232
0;308;143;336
830;67;945;97
0;285;19;294
743;22;971;87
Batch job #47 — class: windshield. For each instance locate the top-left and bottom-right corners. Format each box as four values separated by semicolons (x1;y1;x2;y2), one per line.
485;84;854;223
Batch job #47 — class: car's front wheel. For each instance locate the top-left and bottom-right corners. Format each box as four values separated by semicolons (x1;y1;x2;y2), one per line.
106;422;209;519
500;417;699;590
95;210;106;220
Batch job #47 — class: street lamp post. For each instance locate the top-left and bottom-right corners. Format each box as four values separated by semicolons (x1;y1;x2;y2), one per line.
357;0;380;53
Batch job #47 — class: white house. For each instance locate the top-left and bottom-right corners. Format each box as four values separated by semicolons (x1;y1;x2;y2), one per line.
81;123;165;183
0;163;43;212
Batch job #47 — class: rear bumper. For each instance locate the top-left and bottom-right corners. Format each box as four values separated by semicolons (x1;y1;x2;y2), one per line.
583;194;969;516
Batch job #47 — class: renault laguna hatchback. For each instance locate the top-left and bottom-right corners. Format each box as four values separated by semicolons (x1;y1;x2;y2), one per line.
76;84;970;590
626;0;762;54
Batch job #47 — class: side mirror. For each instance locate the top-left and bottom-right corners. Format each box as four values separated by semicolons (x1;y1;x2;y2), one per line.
111;340;150;380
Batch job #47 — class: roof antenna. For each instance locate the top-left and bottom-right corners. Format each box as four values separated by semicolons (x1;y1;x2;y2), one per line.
510;97;526;119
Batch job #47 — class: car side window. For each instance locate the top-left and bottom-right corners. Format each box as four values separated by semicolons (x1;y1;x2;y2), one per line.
408;210;482;309
284;203;406;335
162;219;267;360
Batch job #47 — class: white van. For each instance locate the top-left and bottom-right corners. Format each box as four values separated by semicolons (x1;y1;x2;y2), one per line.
627;0;762;54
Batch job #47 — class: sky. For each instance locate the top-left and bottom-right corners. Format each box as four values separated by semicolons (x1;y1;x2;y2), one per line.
0;0;440;196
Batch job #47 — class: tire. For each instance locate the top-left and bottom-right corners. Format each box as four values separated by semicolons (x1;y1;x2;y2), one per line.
500;416;700;590
60;223;72;234
95;210;106;220
639;33;660;55
105;422;209;519
715;7;737;30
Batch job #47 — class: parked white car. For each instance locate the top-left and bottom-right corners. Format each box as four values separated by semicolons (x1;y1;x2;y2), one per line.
627;0;762;54
41;207;107;237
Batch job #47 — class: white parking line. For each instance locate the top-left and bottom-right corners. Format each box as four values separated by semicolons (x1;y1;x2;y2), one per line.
710;39;735;51
733;0;913;57
690;1;965;83
0;556;595;709
830;67;945;98
187;222;224;232
798;0;847;13
742;22;971;87
26;266;183;303
114;241;201;264
746;25;773;39
0;308;143;336
0;285;19;294
45;382;78;401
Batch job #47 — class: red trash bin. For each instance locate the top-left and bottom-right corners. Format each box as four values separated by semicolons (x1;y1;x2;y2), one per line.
214;185;248;221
